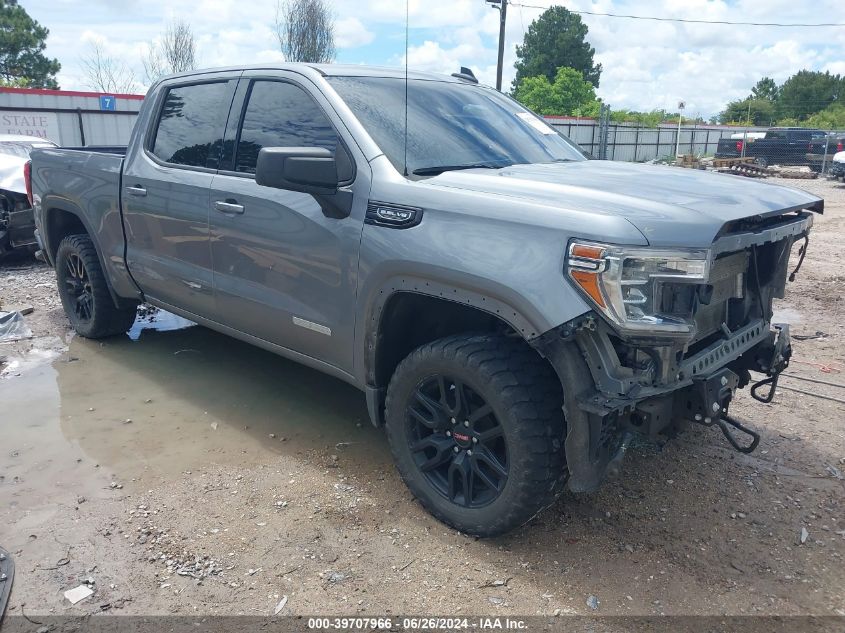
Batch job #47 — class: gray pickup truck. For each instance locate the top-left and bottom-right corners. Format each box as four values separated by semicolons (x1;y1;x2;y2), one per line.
29;64;822;536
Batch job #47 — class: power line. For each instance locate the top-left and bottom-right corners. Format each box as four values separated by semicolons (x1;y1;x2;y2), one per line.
508;3;845;27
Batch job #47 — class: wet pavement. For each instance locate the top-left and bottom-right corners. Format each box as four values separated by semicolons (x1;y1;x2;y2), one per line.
2;307;386;523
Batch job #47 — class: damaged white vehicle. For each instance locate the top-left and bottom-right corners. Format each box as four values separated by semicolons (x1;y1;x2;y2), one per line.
0;134;56;258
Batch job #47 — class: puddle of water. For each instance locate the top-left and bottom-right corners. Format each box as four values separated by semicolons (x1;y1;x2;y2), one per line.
128;306;195;341
2;310;389;517
0;344;61;377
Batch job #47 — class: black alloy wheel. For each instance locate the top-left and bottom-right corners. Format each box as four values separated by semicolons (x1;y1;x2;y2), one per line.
64;251;94;323
407;374;508;508
384;334;567;536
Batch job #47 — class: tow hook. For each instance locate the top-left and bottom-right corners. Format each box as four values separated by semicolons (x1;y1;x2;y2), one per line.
750;323;792;404
690;368;760;454
716;413;760;454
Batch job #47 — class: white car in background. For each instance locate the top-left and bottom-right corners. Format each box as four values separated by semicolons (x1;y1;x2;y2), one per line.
832;150;845;181
0;134;57;258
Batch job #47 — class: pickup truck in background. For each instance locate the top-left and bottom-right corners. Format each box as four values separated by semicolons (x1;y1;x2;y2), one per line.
29;64;822;536
807;133;845;173
716;127;826;167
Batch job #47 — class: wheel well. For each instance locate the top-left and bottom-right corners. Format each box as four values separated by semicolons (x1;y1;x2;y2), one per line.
374;292;522;388
45;208;88;262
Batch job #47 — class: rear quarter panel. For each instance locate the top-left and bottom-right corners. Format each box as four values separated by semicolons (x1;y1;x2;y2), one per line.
31;148;140;300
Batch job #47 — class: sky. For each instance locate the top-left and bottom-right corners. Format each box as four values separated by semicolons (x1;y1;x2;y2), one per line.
21;0;845;119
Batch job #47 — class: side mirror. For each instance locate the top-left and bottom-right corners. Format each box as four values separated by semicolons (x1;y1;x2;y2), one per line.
255;147;338;194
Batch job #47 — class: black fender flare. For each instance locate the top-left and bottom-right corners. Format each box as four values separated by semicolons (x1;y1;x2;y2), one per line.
358;274;546;388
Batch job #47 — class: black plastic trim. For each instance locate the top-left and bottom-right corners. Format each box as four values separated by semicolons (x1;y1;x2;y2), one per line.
365;201;423;229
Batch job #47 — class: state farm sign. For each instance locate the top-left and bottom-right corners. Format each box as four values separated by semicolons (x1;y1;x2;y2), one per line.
0;111;60;142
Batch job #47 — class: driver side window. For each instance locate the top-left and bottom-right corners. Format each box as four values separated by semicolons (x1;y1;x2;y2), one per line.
234;80;339;174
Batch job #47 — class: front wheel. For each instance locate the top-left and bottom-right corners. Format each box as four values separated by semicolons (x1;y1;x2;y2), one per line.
385;334;566;536
55;234;137;338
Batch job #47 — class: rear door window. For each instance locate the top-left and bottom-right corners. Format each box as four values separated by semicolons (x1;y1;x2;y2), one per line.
234;80;338;174
151;82;232;169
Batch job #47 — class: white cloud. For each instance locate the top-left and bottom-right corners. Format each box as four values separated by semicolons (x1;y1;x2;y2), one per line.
335;17;375;49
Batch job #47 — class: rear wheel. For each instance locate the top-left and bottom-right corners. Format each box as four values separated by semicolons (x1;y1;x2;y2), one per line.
385;333;566;536
55;234;137;338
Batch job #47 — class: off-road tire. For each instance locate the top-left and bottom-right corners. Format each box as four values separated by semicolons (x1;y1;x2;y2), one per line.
55;234;137;338
385;333;566;537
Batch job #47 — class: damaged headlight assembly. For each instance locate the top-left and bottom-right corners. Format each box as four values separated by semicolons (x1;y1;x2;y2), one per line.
566;241;711;337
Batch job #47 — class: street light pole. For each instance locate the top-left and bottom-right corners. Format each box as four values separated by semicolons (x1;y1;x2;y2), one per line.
487;0;508;92
675;100;685;158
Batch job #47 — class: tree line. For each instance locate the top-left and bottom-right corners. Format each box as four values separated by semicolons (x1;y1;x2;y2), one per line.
719;72;845;129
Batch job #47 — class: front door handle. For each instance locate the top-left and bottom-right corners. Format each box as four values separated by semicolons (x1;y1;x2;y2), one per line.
126;185;147;197
214;200;244;215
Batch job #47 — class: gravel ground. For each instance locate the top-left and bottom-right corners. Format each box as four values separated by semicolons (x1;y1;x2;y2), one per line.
1;175;843;626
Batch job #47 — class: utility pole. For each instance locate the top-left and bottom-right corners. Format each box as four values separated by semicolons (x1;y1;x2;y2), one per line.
487;0;508;91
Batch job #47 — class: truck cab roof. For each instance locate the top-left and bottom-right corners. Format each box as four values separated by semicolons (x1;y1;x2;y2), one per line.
156;63;472;85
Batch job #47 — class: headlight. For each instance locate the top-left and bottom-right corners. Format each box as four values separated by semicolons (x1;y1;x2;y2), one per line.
567;241;711;336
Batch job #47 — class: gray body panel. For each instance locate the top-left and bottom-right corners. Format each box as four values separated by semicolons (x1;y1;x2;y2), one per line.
30;62;824;394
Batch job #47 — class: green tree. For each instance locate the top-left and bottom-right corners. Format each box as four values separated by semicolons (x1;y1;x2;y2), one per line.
719;98;776;126
0;0;60;88
512;6;601;93
805;103;845;130
777;70;842;121
513;66;598;116
750;76;779;102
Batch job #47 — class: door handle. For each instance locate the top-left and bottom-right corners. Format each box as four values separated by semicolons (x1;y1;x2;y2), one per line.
215;200;244;215
126;185;147;197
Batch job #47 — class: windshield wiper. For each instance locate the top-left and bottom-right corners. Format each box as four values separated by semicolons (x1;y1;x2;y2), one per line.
412;162;511;176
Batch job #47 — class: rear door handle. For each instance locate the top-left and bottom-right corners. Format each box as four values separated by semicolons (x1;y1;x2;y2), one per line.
125;185;147;197
215;200;244;215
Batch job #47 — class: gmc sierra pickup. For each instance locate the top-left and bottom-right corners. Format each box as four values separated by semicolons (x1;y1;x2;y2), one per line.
29;64;822;536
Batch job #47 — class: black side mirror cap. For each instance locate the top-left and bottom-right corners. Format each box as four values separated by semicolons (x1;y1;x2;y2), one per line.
255;146;352;219
256;147;338;195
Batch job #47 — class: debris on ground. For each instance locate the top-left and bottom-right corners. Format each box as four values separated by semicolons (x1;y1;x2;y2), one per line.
273;595;288;615
770;166;818;180
586;595;599;610
792;331;828;341
0;311;32;342
799;527;810;545
825;464;844;480
64;584;94;604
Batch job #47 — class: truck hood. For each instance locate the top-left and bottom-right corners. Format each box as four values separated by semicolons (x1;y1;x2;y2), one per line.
425;160;823;247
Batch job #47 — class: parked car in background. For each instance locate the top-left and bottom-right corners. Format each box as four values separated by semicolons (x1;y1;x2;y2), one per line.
29;64;822;536
0;134;57;259
831;151;845;181
807;133;845;173
716;127;826;167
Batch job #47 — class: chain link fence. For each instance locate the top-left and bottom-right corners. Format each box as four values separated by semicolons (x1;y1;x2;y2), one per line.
545;116;845;178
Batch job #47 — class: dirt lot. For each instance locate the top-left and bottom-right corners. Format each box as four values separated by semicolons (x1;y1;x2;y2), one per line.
1;176;844;624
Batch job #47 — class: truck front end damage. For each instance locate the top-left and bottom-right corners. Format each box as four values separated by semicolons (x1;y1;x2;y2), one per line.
534;207;818;492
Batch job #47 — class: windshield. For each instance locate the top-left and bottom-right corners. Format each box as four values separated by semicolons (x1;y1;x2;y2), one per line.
328;76;586;176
